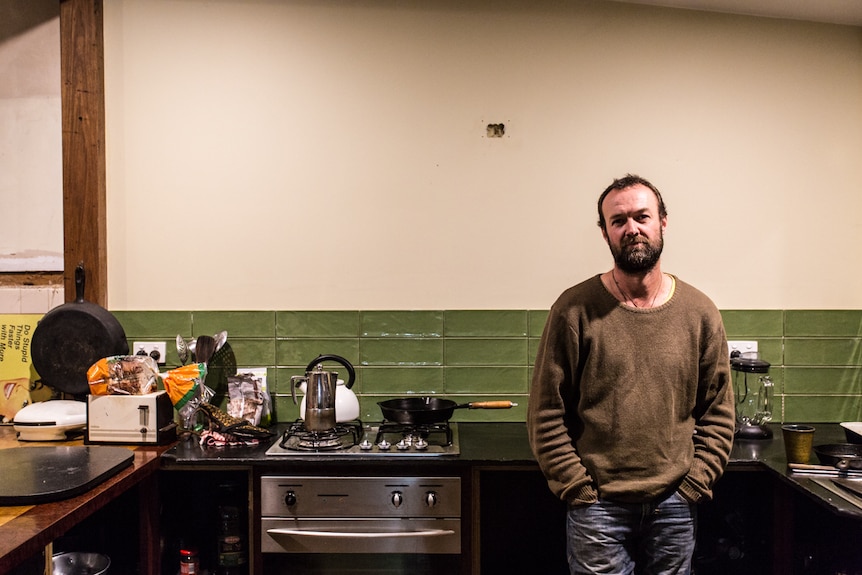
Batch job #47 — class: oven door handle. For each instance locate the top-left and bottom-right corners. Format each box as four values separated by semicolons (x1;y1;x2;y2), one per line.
267;527;456;539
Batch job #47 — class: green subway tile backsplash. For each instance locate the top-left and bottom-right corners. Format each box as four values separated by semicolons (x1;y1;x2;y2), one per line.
757;339;784;366
444;366;528;394
360;310;443;337
721;310;784;338
117;309;862;424
361;366;445;394
113;311;192;338
784;338;862;366
360;338;444;366
276;338;360;366
443;310;528;337
229;339;277;367
785;310;862;337
529;310;550;337
194;311;276;338
784;367;862;394
784;395;862;423
445;338;528;366
277;311;360;338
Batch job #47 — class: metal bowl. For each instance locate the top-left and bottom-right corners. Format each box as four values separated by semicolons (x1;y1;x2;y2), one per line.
840;422;862;444
813;443;862;470
52;552;110;575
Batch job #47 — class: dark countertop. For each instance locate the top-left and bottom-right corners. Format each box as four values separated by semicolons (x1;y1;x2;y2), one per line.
161;422;540;467
161;422;862;520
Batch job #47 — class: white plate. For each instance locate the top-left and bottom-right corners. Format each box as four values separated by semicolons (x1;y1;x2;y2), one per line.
840;422;862;443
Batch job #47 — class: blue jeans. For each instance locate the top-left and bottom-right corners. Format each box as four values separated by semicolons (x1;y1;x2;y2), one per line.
566;491;696;575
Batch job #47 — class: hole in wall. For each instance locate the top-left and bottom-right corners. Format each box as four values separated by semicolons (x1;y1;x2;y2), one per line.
486;123;505;138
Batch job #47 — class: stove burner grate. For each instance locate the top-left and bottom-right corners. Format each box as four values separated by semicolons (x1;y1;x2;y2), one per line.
376;421;453;446
279;420;363;452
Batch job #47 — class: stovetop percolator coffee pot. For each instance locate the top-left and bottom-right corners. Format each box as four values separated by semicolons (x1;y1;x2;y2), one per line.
291;354;356;432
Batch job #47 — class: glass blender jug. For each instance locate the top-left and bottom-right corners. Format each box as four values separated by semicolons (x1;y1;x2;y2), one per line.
732;355;774;439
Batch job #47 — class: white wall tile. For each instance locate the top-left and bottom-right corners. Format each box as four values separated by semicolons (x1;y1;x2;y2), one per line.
20;288;51;314
0;288;21;313
0;287;63;314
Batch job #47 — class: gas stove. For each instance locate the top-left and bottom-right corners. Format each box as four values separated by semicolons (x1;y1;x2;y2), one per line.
264;420;460;457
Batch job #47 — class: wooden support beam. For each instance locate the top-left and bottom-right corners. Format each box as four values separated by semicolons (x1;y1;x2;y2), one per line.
59;0;106;306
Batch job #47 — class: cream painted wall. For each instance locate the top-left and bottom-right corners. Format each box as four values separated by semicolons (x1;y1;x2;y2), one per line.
104;0;862;311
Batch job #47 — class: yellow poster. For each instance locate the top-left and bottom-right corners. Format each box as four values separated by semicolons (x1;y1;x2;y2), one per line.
0;314;42;422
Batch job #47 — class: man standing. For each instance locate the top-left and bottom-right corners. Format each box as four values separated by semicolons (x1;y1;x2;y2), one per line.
527;174;735;575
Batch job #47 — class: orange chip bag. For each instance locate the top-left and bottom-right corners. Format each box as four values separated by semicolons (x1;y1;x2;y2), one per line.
163;363;208;409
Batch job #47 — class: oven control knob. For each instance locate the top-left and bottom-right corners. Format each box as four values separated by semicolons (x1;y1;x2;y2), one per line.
396;439;410;451
378;439;391;450
391;491;403;508
414;437;428;450
425;491;438;508
284;490;297;507
359;439;373;450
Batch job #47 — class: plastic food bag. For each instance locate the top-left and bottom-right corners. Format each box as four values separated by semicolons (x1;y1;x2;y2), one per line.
162;363;208;430
227;371;271;427
198;402;273;440
87;355;161;396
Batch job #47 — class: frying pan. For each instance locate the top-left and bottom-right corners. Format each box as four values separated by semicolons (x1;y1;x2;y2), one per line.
378;397;516;425
814;443;862;470
30;263;129;396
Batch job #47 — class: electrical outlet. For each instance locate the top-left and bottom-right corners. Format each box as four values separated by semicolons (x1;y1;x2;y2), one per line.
133;341;167;364
728;340;758;357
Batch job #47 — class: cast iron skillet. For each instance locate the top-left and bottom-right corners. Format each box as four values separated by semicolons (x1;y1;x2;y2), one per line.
813;443;862;470
30;263;129;396
378;397;515;425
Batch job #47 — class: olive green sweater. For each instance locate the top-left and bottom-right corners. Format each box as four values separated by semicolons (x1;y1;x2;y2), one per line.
527;274;735;505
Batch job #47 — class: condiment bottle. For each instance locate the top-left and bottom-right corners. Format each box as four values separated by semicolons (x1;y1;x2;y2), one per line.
179;548;200;575
216;482;247;575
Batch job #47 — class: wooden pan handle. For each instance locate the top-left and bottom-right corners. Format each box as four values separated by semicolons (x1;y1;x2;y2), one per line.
469;401;517;409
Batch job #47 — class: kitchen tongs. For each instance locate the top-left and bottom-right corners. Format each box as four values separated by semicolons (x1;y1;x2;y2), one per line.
789;463;862;477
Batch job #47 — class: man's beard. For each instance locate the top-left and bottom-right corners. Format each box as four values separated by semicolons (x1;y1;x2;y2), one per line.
610;232;663;273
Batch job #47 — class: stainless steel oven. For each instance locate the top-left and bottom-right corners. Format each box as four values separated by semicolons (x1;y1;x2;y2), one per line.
260;421;464;574
260;476;461;574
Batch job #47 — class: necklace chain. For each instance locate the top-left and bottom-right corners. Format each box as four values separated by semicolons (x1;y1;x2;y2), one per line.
612;269;662;308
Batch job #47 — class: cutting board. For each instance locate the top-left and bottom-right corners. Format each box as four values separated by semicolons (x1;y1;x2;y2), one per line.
0;445;133;505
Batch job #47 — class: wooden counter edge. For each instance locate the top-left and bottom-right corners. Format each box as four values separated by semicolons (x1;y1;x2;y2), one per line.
0;443;170;575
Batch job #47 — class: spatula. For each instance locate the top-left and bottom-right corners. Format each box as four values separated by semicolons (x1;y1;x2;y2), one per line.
195;335;216;365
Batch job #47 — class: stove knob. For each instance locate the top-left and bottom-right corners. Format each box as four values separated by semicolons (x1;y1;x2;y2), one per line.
284;490;297;507
359;439;373;450
396;439;410;451
378;439;391;450
425;491;438;507
414;437;428;450
391;491;403;508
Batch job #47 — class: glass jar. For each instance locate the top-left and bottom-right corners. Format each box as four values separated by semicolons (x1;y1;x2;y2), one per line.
179;548;200;575
216;482;247;575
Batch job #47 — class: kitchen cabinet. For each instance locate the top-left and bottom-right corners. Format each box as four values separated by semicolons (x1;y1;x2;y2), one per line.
473;467;774;575
692;470;773;574
474;467;568;575
770;478;862;574
159;468;252;575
